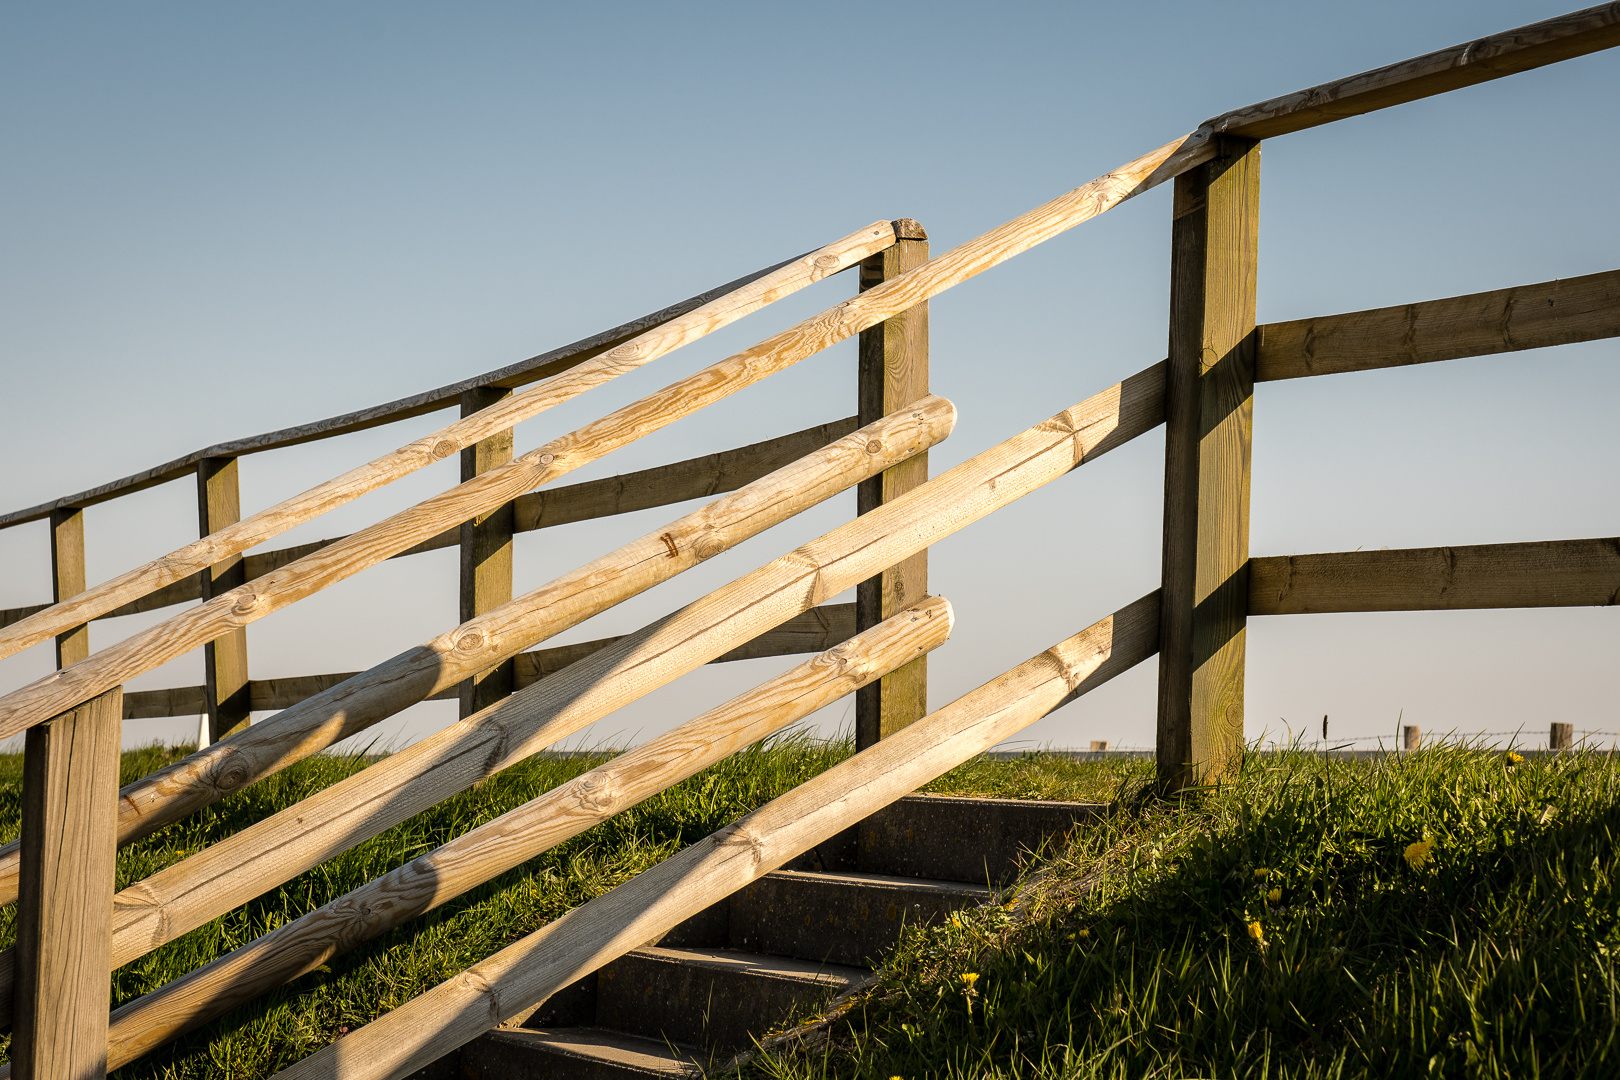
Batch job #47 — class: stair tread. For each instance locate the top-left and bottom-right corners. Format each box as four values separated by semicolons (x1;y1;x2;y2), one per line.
762;867;995;894
482;1026;703;1076
625;945;871;986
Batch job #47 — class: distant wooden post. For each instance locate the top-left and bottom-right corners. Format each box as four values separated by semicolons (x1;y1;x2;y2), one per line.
1155;137;1260;790
49;508;89;669
197;457;251;745
1403;725;1421;751
459;387;516;717
855;219;930;751
1550;722;1573;750
13;685;122;1080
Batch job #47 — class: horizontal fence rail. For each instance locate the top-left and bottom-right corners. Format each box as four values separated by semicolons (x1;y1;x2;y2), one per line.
1250;538;1620;614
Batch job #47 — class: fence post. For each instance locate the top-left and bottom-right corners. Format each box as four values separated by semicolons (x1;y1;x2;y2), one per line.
1550;722;1573;750
459;387;516;717
1156;137;1260;790
13;685;122;1080
855;218;930;751
197;457;251;745
49;508;90;669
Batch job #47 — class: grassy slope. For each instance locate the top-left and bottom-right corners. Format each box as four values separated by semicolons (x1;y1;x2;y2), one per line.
0;735;1109;1078
753;746;1620;1080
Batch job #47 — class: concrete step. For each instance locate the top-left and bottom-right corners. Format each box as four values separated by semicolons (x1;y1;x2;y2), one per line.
729;869;991;967
595;945;873;1051
454;1027;702;1079
852;793;1108;883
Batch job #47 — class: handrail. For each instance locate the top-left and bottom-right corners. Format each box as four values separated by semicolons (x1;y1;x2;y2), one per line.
0;223;894;660
271;592;1161;1079
98;598;952;1070
0;416;859;631
1203;2;1620;139
0;402;952;908
0;129;1204;734
0;249;840;530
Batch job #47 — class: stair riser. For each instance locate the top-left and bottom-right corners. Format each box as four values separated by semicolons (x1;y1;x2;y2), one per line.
856;795;1107;882
730;874;986;966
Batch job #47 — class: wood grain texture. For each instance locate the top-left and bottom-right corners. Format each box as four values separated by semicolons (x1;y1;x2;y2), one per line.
458;388;516;718
1255;268;1620;381
1156;137;1259;791
100;599;952;1070
268;593;1159;1080
0;231;890;531
12;686;120;1080
0;223;895;661
3;124;1210;669
0;404;953;919
1204;3;1620;140
0;123;1204;729
48;509;88;669
0;355;1156;985
197;458;250;744
0;242;913;737
115;604;856;719
1248;538;1620;614
856;220;930;750
0;419;865;633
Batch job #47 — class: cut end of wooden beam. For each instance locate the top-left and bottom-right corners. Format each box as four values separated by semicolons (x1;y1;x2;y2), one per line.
892;218;927;241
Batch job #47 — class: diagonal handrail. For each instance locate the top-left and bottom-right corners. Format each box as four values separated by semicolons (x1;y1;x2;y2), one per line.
0;222;894;661
0;130;1207;738
99;597;952;1070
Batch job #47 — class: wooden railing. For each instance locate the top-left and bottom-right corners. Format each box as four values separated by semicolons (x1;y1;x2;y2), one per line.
1;4;1617;1077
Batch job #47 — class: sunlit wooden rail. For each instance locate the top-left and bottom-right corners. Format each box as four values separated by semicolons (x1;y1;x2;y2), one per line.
0;4;1616;1077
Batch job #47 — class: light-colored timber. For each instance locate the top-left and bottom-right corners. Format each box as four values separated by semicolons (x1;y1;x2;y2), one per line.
12;686;121;1080
0;404;951;915
0;240;866;531
48;510;89;670
0;127;1207;728
0;223;894;660
856;219;931;749
113;603;856;720
1248;538;1620;614
100;599;951;1070
268;592;1159;1080
457;388;517;717
51;366;1154;991
1204;3;1620;139
1155;137;1259;789
0;418;862;633
197;458;251;745
1255;268;1620;381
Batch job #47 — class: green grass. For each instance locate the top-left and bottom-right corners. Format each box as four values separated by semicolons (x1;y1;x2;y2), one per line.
0;732;1104;1077
750;745;1620;1080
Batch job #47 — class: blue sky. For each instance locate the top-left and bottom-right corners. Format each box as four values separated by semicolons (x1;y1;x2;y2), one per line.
2;1;1616;753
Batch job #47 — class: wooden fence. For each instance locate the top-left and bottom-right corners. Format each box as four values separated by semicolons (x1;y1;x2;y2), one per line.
0;4;1617;1077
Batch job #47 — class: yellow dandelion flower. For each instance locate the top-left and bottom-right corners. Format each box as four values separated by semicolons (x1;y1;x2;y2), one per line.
1266;887;1282;904
1075;928;1090;939
1246;921;1265;946
1404;839;1434;868
949;916;961;928
960;972;980;987
1254;868;1269;881
1505;751;1525;766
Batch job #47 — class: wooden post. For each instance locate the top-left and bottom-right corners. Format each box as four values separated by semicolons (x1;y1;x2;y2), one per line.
13;685;122;1080
197;457;251;745
458;387;516;717
1155;137;1260;790
855;219;930;751
1403;725;1421;751
49;509;89;668
1550;722;1574;750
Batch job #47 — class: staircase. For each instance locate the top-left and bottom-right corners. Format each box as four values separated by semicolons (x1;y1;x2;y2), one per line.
422;794;1104;1078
